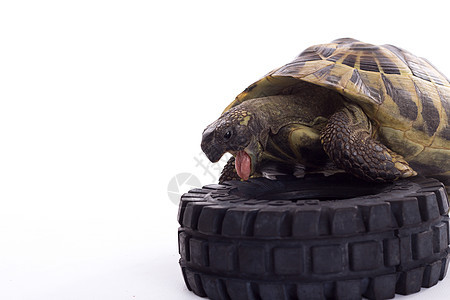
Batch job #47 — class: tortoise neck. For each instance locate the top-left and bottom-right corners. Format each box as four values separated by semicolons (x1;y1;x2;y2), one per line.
242;90;344;135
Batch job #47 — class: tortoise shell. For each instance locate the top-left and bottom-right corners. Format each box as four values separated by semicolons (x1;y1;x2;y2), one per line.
223;38;450;180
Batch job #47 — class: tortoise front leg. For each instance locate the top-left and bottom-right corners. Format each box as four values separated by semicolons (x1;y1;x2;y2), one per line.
219;157;241;183
321;103;417;182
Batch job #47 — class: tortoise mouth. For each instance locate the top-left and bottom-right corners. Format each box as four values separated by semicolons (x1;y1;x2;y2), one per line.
203;146;223;163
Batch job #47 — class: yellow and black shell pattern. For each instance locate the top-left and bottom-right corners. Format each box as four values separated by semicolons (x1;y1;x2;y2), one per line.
224;38;450;178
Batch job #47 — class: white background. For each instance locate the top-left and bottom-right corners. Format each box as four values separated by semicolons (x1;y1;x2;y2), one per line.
0;0;449;299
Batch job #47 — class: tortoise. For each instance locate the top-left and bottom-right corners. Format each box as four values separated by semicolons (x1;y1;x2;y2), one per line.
201;38;450;191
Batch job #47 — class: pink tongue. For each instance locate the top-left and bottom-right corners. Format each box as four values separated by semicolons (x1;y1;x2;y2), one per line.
235;151;251;180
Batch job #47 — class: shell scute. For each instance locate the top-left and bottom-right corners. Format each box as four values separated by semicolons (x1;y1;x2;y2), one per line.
225;39;450;150
221;38;450;179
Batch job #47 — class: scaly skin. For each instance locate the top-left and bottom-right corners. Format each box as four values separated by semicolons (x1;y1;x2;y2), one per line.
209;39;450;191
202;86;342;180
202;81;424;184
202;86;418;183
321;103;416;182
219;157;240;183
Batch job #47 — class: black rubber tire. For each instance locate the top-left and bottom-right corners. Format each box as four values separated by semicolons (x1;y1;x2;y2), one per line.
178;174;450;300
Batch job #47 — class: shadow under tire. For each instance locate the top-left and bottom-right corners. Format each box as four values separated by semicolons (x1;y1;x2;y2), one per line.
178;174;450;300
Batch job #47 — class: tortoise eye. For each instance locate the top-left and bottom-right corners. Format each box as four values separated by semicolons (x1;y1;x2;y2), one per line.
224;130;232;140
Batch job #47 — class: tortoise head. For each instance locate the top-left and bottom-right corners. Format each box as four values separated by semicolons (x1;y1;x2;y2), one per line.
201;108;265;180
